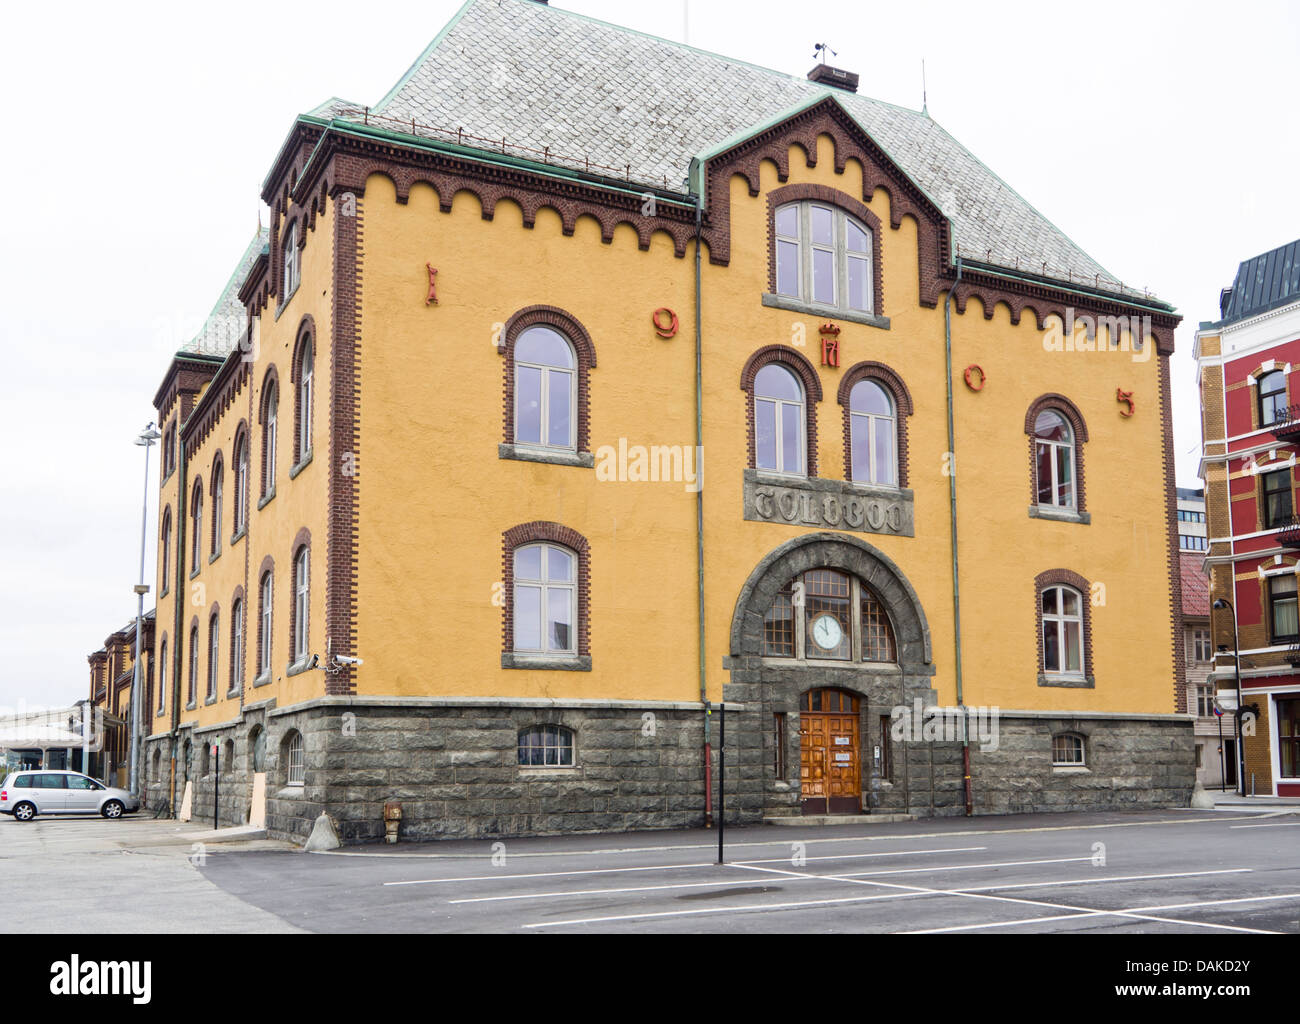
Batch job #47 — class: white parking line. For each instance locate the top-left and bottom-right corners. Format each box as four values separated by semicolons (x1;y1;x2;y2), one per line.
1229;821;1300;829
834;856;1092;878
385;846;987;887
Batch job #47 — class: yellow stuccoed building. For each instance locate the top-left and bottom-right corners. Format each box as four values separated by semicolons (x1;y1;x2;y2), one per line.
142;0;1191;841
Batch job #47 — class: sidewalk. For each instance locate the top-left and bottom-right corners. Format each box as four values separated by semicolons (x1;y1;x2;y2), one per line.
1210;790;1300;808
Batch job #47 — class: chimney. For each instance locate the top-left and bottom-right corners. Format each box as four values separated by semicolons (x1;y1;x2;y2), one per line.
808;64;859;93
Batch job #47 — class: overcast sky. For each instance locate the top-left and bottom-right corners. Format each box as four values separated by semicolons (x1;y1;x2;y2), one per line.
2;0;1298;710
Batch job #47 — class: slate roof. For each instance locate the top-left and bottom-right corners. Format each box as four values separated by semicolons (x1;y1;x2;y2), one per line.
1180;551;1210;619
1219;238;1300;325
181;229;269;357
333;0;1146;299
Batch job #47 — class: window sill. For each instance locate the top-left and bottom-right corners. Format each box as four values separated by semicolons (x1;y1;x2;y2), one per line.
1028;505;1091;525
519;766;583;778
253;672;273;688
275;784;305;798
286;658;316;678
759;657;901;673
257;488;276;511
1038;673;1095;689
208;550;221;566
1052;765;1090;774
499;444;595;469
502;653;592;672
230;527;247;547
761;293;890;331
274;284;299;322
156;708;167;718
205;696;218;706
189;567;200;581
186;702;197;711
289;451;314;480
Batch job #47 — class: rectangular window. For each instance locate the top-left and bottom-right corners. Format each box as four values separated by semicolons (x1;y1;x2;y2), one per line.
1197;685;1215;717
1263;470;1293;529
1270;574;1299;642
762;583;795;657
773;713;787;780
1280;700;1300;778
879;715;893;782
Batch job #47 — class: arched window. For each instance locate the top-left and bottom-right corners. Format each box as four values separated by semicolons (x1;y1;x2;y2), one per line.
517;725;575;767
190;481;203;573
1041;585;1085;677
210;458;224;557
207;611;220;700
157;639;167;713
1034;410;1075;509
849;380;896;486
755;364;805;476
249;725;266;774
283;730;304;785
258;571;273;677
187;625;199;706
152;748;162;781
292;546;310;664
182;739;192;784
230;598;244;693
514;326;576;452
762;568;896;663
513;543;576;655
223;738;235;774
233;431;249;535
160;508;172;595
1259;369;1288;427
296;335;314;462
1052;733;1086;767
774;201;873;313
262;384;278;498
201;742;211;777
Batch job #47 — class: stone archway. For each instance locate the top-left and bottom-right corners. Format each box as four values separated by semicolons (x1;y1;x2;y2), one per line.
724;533;940;819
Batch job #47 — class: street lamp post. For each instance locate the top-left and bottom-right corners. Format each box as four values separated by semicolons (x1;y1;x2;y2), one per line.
129;423;162;798
1212;598;1247;798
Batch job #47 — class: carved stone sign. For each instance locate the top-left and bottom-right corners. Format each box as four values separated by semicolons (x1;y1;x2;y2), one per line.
743;470;914;537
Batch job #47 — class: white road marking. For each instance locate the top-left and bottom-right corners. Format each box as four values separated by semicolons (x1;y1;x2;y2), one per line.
1229;821;1300;829
834;856;1092;878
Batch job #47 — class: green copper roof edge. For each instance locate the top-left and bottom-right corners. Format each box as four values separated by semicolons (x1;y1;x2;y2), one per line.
961;260;1177;314
188;230;267;344
373;0;477;115
316;120;699;207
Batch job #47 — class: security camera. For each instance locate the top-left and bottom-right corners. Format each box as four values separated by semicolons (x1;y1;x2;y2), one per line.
308;654;320;670
334;655;364;667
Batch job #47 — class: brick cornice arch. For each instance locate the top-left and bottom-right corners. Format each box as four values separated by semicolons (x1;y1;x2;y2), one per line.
837;361;913;488
767;183;885;314
1025;393;1089;513
498;305;596;453
502;522;591;659
740;345;822;477
1034;569;1095;686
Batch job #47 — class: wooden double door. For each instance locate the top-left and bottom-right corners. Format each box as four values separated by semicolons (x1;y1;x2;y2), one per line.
799;689;862;815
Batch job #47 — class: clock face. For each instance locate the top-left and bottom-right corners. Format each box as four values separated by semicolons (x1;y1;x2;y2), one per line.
811;614;843;651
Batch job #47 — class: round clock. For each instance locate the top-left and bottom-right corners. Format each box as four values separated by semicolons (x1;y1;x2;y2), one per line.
811;614;843;651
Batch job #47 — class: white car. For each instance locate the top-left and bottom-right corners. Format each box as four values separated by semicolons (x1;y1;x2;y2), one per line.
0;770;141;821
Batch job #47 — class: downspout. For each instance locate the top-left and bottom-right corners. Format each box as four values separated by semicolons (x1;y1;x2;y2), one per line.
943;257;973;816
693;192;712;828
169;432;187;816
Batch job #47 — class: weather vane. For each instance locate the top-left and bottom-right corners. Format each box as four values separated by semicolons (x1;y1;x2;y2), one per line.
813;42;837;65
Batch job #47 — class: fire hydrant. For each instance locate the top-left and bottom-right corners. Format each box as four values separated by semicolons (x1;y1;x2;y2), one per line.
383;800;402;844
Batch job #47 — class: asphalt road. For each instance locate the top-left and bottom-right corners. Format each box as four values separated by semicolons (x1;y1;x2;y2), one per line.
194;808;1300;934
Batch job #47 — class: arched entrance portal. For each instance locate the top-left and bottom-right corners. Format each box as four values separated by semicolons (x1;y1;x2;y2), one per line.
726;533;937;819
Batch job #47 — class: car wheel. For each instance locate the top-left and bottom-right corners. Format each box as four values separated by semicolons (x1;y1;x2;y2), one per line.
13;802;36;822
101;800;124;820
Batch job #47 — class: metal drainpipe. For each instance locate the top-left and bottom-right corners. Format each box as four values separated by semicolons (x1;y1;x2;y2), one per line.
693;194;713;828
944;257;973;816
169;433;187;816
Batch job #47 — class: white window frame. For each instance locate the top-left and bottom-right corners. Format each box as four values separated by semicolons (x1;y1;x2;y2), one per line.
849;380;898;487
259;573;273;677
188;628;199;706
211;465;223;556
1052;733;1086;767
512;543;577;656
286;731;305;785
158;642;167;713
1042;585;1085;677
754;365;806;478
234;437;248;533
282;222;300;300
761;570;896;665
517;724;576;767
231;600;243;693
298;339;313;459
294;549;310;664
263;388;278;497
513;331;577;453
1035;412;1076;510
190;485;203;571
208;614;219;700
773;201;874;314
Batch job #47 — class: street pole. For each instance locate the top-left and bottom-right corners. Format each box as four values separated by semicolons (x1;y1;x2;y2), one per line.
129;424;161;799
717;702;725;865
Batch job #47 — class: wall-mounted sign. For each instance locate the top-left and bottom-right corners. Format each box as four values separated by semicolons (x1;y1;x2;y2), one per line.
743;470;915;538
833;736;851;746
652;308;679;339
834;752;853;763
1117;387;1135;418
